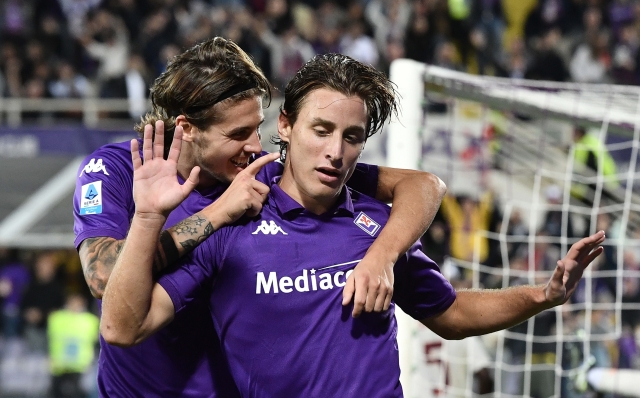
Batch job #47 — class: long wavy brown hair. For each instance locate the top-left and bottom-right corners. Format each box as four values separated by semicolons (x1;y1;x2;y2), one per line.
135;37;271;158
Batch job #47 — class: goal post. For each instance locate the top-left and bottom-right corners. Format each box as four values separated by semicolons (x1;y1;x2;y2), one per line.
388;59;640;398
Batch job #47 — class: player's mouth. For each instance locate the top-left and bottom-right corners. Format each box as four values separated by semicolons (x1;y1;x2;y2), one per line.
316;167;341;183
231;158;249;169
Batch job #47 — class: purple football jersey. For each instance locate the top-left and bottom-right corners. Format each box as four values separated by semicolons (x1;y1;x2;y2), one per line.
73;140;381;397
159;181;456;398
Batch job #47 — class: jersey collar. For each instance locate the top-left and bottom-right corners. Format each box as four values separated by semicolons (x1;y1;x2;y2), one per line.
269;177;355;217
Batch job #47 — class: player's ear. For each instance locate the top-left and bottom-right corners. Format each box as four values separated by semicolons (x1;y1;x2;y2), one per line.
176;115;195;142
277;111;292;144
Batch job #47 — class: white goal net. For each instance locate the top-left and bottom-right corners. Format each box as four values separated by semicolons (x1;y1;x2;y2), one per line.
388;59;640;398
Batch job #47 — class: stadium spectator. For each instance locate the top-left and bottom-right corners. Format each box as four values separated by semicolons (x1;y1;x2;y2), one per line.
525;27;570;82
440;190;494;264
364;0;411;64
541;184;576;248
403;1;438;65
611;22;639;84
0;248;30;338
49;61;90;100
569;30;610;83
255;18;315;90
80;10;130;98
339;20;379;68
58;0;102;40
123;54;149;120
74;37;446;396
469;0;506;75
21;252;65;354
570;125;619;210
47;293;99;398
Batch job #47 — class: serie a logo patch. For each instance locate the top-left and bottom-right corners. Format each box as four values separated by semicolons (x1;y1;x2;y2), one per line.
79;181;103;215
354;212;380;236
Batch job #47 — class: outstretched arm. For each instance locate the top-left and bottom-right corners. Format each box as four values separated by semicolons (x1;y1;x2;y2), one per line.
343;167;446;317
423;231;605;339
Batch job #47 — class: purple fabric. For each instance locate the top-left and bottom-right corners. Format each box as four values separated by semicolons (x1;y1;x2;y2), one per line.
159;180;456;397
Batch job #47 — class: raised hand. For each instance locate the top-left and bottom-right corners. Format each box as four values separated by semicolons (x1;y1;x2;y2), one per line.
544;230;605;306
209;152;280;228
130;120;200;218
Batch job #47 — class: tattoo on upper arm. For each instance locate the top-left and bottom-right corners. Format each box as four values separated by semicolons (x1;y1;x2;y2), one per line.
79;237;124;298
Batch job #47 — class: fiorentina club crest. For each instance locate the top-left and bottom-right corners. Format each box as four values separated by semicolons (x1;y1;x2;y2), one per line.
354;212;380;236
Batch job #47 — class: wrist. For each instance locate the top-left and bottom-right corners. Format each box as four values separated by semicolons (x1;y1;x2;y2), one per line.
365;242;400;268
538;284;556;310
132;212;167;229
200;200;233;230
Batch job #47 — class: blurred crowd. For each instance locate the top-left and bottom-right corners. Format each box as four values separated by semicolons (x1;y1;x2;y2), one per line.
0;248;98;397
4;0;640;122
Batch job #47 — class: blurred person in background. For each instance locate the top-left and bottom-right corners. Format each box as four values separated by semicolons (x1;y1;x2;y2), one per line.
21;252;65;354
57;0;102;40
445;0;472;69
611;21;639;84
0;248;30;339
541;184;576;250
403;0;438;65
49;60;90;121
255;18;315;91
339;20;379;68
525;27;570;82
440;190;494;265
136;8;178;75
124;53;150;120
74;36;447;397
365;0;411;67
570;125;619;212
570;30;611;83
80;10;130;100
469;0;506;75
48;293;99;398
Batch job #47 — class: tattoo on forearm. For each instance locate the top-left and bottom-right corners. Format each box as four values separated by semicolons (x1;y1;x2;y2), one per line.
179;221;214;252
154;214;214;273
79;237;124;298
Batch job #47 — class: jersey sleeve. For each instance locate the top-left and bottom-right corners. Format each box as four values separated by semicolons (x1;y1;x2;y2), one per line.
345;163;379;198
158;226;231;315
73;143;135;249
393;243;456;321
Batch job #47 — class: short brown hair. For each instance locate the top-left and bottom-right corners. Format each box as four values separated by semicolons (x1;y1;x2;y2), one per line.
274;53;398;155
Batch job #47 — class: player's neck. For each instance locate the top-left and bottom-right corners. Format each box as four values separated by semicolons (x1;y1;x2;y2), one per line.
278;169;342;215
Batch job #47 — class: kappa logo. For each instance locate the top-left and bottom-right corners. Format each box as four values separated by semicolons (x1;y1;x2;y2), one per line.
80;158;109;176
354;212;380;236
252;220;288;235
